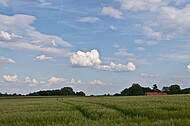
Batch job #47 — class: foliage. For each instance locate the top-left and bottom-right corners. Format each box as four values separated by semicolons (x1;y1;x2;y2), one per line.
26;87;85;96
169;85;181;94
162;86;170;92
121;83;144;96
76;91;86;96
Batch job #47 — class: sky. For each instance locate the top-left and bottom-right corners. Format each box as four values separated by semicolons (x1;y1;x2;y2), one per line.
0;0;190;95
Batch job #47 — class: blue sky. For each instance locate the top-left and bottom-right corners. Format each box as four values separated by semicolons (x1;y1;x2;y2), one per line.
0;0;190;95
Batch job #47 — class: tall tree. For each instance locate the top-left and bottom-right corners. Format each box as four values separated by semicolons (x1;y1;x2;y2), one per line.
169;85;181;94
153;84;158;91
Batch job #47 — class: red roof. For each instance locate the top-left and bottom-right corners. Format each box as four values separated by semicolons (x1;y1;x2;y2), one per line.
145;92;167;95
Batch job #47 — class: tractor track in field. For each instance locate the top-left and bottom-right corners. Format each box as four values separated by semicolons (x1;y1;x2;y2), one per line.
65;99;147;119
57;99;103;121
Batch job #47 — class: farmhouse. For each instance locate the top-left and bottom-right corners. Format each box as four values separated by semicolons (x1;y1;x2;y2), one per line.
145;92;167;95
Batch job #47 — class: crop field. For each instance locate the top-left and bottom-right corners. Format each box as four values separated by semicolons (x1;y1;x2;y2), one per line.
0;95;190;126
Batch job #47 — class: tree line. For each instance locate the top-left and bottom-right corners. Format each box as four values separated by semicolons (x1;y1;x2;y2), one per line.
0;87;85;96
0;84;190;97
114;83;190;96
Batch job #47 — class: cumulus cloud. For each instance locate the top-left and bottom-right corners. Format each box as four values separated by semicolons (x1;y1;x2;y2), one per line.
98;62;136;72
70;49;136;72
0;31;22;41
38;0;51;6
143;5;190;40
70;49;102;67
25;76;31;83
48;76;67;84
135;47;145;51
110;25;117;30
79;17;100;23
89;80;112;85
102;6;123;19
118;0;169;11
34;55;53;61
24;76;39;87
66;78;82;84
0;0;8;7
0;14;72;57
0;56;15;63
89;80;103;85
143;26;162;40
3;75;19;82
29;79;39;87
187;64;190;72
114;48;135;57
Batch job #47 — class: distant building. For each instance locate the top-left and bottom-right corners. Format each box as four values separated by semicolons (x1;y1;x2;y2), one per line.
145;92;167;95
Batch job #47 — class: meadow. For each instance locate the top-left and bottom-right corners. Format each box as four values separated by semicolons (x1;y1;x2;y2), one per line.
0;95;190;126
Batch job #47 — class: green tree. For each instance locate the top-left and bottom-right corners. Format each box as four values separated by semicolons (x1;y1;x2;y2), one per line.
121;88;130;96
76;91;85;96
60;87;75;95
121;84;144;96
162;86;169;92
169;85;181;94
128;83;144;96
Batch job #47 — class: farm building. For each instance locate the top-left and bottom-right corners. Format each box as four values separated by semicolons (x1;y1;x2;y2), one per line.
145;92;167;95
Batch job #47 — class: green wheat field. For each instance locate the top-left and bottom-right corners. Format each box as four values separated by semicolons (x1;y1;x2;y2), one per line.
0;95;190;126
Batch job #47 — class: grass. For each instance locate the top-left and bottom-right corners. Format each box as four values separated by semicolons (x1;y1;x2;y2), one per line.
0;95;190;126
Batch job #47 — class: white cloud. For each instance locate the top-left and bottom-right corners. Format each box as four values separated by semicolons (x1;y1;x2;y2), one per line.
70;49;102;67
135;47;145;51
32;79;38;84
146;41;157;45
71;49;136;72
66;78;82;84
0;14;72;57
29;79;39;87
110;25;117;30
39;0;51;6
143;26;162;40
140;73;159;77
48;76;67;84
89;80;103;85
25;76;31;83
134;39;157;46
187;64;190;72
24;76;39;87
114;48;135;57
144;5;190;40
0;42;72;57
40;81;46;84
79;17;100;23
0;31;22;41
140;73;148;76
34;55;53;61
101;6;123;19
98;62;136;72
0;0;8;7
134;39;144;44
89;80;112;85
3;75;19;82
118;0;169;11
0;56;15;63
